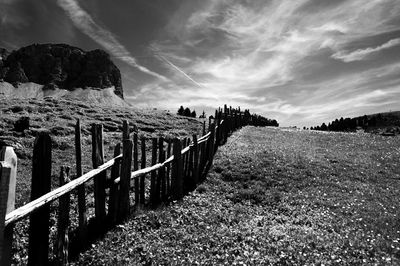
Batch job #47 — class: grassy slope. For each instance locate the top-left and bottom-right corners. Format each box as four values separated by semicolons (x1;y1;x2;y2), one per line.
0;97;203;206
0;98;204;264
74;127;400;265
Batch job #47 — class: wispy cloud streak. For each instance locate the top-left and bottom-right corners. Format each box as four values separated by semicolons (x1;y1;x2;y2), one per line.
332;38;400;62
149;45;206;89
56;0;167;80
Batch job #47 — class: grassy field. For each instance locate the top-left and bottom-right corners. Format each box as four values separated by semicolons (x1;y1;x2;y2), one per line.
73;126;400;265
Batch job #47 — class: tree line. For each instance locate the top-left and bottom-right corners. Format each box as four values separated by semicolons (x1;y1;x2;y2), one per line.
308;114;380;132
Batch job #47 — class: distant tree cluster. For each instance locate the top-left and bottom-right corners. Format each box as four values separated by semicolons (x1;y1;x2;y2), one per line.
243;110;279;127
177;106;197;118
309;114;379;132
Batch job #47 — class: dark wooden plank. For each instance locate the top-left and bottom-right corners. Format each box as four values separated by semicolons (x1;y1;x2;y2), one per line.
140;138;146;206
133;133;139;209
150;138;157;208
192;135;199;186
55;167;70;266
166;141;172;197
157;137;164;204
0;147;17;266
28;132;52;266
122;120;129;140
0;163;11;266
119;137;132;221
108;143;121;225
74;119;87;249
91;124;106;222
172;139;183;200
208;123;215;165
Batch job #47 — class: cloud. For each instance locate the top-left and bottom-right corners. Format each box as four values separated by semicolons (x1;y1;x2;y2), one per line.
56;0;167;81
146;0;400;126
332;38;400;62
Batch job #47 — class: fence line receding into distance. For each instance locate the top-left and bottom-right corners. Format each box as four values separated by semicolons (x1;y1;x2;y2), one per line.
0;104;270;265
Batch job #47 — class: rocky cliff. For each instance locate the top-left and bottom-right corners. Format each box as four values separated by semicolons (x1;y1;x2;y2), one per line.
0;43;124;98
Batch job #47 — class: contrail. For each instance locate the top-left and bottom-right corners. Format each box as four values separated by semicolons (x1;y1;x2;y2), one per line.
57;0;168;81
150;46;206;89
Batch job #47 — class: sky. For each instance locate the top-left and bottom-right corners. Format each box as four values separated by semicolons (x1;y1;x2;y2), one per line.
1;0;400;126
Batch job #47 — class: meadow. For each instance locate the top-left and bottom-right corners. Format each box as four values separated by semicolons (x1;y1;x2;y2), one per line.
73;126;400;265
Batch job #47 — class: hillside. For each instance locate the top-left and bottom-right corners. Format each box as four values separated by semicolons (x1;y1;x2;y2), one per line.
0;98;204;207
73;127;400;265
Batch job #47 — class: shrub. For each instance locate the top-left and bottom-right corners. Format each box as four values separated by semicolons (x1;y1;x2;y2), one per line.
14;116;30;132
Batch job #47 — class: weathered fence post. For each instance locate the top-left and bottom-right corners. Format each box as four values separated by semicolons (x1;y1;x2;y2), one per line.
108;143;121;224
28;132;52;266
74;119;87;249
140;138;146;206
150;138;158;208
119;121;132;221
166;141;172;197
133;133;139;209
158;137;165;204
172;139;183;200
208;123;216;165
192;135;199;186
0;147;17;266
55;166;70;266
91;124;106;223
0;163;11;266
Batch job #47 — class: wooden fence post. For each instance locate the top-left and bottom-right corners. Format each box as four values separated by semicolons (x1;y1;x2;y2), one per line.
166;141;172;197
133;133;139;209
108;143;121;225
208;123;216;164
192;135;199;186
74;119;87;249
0;147;17;266
55;166;70;266
28;132;52;266
0;163;11;266
140;138;146;206
158;137;164;204
184;138;191;188
91;124;106;223
150;138;157;208
172;139;183;200
119;121;132;221
215;121;220;152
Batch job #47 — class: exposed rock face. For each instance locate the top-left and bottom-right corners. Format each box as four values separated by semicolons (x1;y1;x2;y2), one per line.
0;44;124;98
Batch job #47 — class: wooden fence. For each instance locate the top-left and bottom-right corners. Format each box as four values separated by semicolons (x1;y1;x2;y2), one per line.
0;105;263;265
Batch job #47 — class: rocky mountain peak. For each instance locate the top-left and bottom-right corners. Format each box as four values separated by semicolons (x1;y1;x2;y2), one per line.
0;43;124;98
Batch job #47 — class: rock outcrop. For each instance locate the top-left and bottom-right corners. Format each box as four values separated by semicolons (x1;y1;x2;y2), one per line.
0;43;124;98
